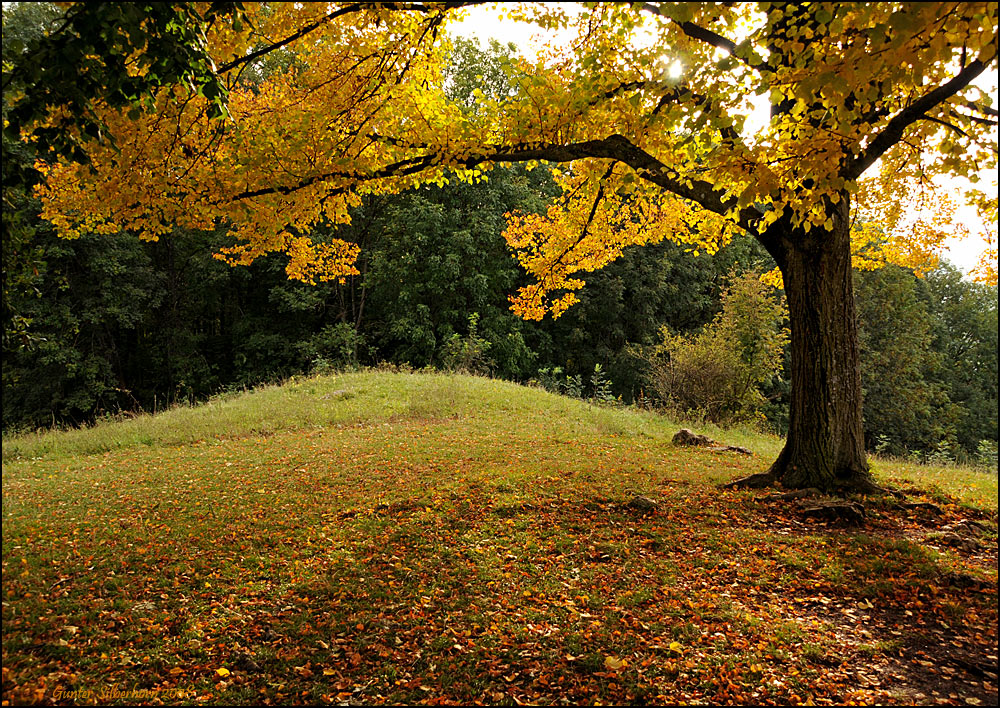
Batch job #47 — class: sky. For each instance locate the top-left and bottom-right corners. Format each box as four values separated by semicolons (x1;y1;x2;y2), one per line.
446;4;998;277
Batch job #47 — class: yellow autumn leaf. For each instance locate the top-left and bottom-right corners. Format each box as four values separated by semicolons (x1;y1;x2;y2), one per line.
604;656;625;670
215;667;230;678
669;642;683;653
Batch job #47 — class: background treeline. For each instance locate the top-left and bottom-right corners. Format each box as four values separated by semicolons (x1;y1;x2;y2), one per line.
3;7;997;464
4;180;996;464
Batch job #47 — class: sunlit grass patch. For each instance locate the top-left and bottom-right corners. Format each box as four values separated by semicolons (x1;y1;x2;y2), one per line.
874;460;999;511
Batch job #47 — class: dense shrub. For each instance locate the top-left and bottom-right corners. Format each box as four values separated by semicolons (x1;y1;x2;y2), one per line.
641;272;788;426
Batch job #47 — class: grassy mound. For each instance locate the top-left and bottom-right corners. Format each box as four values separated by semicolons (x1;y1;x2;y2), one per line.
3;371;997;705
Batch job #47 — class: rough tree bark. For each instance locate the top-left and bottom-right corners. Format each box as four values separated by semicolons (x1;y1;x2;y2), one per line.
732;194;879;493
771;197;876;490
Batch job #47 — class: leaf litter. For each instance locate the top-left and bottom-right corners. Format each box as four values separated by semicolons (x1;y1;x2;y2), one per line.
2;415;996;705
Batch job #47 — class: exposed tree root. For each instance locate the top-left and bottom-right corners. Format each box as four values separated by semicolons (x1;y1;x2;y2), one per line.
899;500;944;514
721;471;777;490
721;474;901;497
947;655;996;678
722;467;907;499
925;530;982;552
800;499;866;524
834;477;906;498
707;445;754;455
943;519;991;535
937;569;990;591
761;488;822;501
721;465;993;538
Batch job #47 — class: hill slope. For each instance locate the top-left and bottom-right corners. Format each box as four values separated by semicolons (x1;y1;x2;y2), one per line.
3;372;997;705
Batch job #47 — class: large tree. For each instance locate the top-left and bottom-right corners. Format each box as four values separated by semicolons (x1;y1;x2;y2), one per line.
11;2;1000;491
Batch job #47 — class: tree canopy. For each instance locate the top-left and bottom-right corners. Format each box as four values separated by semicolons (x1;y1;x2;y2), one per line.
18;3;995;283
7;1;999;490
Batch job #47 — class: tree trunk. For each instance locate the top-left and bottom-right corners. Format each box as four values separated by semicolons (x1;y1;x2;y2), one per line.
767;196;877;492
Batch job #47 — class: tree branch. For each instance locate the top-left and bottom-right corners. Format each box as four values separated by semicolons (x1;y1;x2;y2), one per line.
920;113;969;138
676;20;740;56
636;3;739;56
843;54;994;180
589;81;746;148
231;135;761;236
216;1;479;75
964;100;999;118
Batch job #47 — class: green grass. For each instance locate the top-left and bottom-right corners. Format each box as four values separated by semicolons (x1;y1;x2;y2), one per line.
2;370;712;463
3;371;997;706
875;459;999;511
